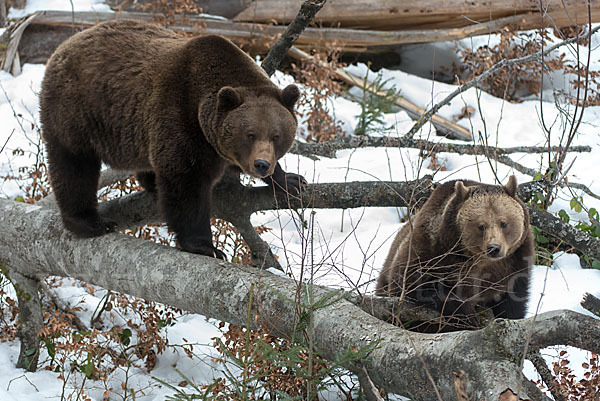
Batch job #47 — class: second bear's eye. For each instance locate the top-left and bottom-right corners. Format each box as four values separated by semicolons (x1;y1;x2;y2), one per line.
478;224;486;231
273;135;280;141
500;221;508;228
247;134;256;141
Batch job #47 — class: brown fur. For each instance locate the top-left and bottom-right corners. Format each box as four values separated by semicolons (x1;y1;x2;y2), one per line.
376;176;534;331
40;20;302;258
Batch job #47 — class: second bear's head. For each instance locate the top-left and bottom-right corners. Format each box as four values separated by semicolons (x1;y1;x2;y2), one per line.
454;176;529;260
201;84;300;178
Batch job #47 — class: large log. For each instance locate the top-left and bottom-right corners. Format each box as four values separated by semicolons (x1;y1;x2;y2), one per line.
1;196;600;401
234;0;598;31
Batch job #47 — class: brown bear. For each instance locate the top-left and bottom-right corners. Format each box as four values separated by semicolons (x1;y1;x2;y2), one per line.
376;176;534;331
40;20;304;259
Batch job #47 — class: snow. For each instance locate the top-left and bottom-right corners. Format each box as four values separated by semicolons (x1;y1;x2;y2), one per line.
8;0;112;18
1;1;600;400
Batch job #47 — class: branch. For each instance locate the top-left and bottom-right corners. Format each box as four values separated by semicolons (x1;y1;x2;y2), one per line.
404;24;600;139
87;175;600;263
1;198;598;400
528;207;600;261
290;135;592;159
529;350;564;401
261;0;326;76
291;136;600;201
581;293;600;317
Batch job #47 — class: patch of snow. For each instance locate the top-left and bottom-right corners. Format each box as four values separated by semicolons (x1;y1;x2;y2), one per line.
8;0;112;18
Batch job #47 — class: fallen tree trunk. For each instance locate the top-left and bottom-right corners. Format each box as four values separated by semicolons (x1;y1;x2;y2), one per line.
1;197;599;401
11;7;599;64
233;0;599;31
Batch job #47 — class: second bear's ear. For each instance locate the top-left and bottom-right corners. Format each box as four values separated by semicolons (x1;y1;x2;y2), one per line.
281;84;300;111
217;86;243;112
455;181;471;201
504;175;518;197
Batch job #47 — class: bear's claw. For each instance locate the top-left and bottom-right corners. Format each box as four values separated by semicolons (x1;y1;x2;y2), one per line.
63;214;117;238
272;172;307;195
178;237;227;260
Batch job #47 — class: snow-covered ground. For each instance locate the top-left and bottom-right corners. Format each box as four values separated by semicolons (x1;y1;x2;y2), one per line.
8;0;112;18
1;1;600;400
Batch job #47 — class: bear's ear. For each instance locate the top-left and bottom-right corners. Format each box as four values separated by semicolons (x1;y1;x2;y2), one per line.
455;180;471;201
281;84;300;111
217;86;243;112
504;175;518;197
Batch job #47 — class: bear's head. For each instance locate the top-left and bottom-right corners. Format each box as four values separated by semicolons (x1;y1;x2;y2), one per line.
455;176;527;259
202;84;299;178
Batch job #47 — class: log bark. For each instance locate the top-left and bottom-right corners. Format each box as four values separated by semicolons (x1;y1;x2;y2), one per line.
5;268;42;372
105;0;252;19
1;197;599;401
1;0;7;28
233;0;599;31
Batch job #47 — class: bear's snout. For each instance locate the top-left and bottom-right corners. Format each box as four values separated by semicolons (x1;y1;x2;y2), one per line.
487;243;502;258
253;159;271;177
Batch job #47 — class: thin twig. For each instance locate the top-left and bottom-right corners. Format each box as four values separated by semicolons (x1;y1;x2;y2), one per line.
0;129;13;154
39;280;87;332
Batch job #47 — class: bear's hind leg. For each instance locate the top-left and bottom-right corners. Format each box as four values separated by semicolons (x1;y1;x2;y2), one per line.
46;142;116;237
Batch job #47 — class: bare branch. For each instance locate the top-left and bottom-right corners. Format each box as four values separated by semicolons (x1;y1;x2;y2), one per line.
529;350;565;401
261;0;326;76
528;207;600;261
290;135;591;159
87;175;600;267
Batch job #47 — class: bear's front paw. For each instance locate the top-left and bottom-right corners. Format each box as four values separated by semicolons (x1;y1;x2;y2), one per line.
178;237;227;260
272;172;307;195
63;214;117;237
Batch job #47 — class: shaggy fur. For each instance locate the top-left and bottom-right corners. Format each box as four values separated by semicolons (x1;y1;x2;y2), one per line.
40;20;303;258
376;176;534;331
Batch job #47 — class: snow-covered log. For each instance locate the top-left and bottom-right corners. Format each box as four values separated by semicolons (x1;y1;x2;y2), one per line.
1;196;600;400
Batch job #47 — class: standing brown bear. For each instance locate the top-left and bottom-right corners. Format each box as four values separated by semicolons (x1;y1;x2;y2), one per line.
376;176;534;331
40;20;304;258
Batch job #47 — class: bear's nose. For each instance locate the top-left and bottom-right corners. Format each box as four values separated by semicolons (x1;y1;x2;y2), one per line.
254;159;270;176
487;244;502;258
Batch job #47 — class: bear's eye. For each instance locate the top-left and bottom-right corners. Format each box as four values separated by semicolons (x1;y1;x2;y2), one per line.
478;224;486;231
247;134;256;141
500;221;508;228
273;135;280;141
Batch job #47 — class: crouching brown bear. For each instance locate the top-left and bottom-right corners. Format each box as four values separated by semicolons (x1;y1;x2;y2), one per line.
376;176;534;331
40;20;305;258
